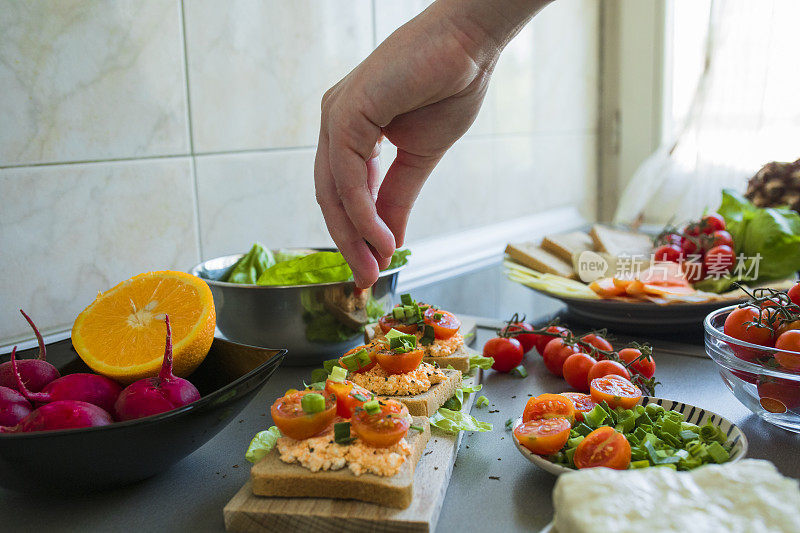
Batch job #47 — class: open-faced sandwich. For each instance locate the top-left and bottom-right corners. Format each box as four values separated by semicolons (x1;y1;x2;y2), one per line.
339;325;462;416
365;293;473;372
249;370;430;509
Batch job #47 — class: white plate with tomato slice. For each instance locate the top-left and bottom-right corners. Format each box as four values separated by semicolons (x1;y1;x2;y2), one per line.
512;397;748;475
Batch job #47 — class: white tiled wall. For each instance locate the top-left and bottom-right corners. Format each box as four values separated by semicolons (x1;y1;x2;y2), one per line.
0;0;599;344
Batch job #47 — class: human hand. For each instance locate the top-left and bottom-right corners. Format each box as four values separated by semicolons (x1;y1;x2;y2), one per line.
315;0;551;287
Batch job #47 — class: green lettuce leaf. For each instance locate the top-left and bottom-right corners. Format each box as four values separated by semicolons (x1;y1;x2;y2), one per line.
273;248;315;263
257;251;353;286
224;242;275;284
469;354;494;371
430;408;493;434
386;248;411;270
717;189;800;281
245;426;281;464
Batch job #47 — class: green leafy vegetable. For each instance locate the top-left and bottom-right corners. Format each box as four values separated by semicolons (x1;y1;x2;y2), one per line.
716;189;800;282
469;354;494;371
224;242;275;284
257;251;352;286
442;388;464;411
476;395;489;408
429;408;492;434
245;426;281;463
386;249;412;270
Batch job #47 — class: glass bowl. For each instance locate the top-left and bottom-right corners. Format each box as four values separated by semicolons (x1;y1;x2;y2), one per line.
704;304;800;433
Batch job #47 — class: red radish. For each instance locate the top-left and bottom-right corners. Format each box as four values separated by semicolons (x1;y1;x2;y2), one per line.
0;400;113;433
18;370;122;414
0;310;60;392
0;351;33;425
114;315;200;421
0;347;113;433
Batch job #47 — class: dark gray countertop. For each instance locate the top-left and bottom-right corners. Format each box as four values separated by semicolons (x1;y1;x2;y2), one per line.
1;263;798;532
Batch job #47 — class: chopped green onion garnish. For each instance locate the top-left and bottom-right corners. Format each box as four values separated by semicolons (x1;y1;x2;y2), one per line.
392;307;405;319
310;368;328;384
340;353;357;371
505;418;514;430
363;399;381;415
706;441;730;463
400;293;413;306
334;422;355;444
511;365;528;378
583;405;608;428
476;395;489;408
329;365;347;383
323;358;340;374
419;324;435;345
410;424;424;432
354;348;372;368
300;393;325;414
630;459;651;469
433;312;443;321
352;392;370;402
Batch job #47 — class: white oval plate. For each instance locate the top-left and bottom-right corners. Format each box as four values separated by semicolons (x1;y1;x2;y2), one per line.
512;396;749;475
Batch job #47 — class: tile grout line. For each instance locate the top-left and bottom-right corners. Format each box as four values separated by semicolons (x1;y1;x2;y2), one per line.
179;0;203;263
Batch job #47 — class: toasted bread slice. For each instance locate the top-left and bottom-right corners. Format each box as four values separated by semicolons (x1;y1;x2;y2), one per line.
505;242;576;279
590;225;652;257
251;417;430;509
363;323;471;373
541;231;594;263
382;369;462;416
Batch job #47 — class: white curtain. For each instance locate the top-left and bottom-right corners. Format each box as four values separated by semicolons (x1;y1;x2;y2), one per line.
614;0;800;225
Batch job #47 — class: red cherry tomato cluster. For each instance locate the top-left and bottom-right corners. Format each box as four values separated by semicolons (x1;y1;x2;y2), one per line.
653;212;736;282
486;317;658;395
723;283;800;376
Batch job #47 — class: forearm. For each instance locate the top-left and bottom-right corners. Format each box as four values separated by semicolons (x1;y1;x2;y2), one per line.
435;0;554;60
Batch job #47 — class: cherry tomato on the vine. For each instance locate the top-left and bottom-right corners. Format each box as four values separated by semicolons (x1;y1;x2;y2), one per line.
618;348;656;379
500;321;537;354
534;326;569;356
484;337;524;373
542;338;580;377
580;333;613;355
723;306;775;361
587;360;630;383
653;244;682;263
788;282;800;306
562;353;597;392
700;213;726;234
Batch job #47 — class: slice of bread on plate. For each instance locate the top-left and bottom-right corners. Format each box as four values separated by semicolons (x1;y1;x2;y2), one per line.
590;225;653;257
542;231;594;263
364;323;472;373
505;242;576;279
384;368;462;417
251;417;430;509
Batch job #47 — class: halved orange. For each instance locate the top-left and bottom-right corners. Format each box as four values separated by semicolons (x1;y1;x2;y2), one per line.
72;271;216;384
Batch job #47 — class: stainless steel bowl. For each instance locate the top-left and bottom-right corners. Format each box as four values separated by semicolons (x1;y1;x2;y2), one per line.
190;248;403;366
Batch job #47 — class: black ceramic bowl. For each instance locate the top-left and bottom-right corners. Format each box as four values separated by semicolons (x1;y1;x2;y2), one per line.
0;336;285;493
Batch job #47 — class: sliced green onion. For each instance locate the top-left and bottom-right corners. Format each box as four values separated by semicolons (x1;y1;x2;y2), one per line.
363;399;381;415
512;365;528;378
410;424;424;432
329;365;347;383
301;393;325;414
392;307;405;319
334;422;355;444
322;358;340;374
505;418;514;430
706;441;730;463
400;293;413;306
630;459;651;469
419;324;435;345
340;353;358;371
433;312;443;321
574;423;594;436
352;392;370;402
354;348;372;368
310;368;328;384
476;395;489;408
583;405;608;428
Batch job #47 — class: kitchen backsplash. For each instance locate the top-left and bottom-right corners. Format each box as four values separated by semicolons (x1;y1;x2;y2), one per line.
0;0;598;344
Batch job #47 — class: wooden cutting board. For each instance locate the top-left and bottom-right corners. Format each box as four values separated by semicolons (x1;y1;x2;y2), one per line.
224;370;481;532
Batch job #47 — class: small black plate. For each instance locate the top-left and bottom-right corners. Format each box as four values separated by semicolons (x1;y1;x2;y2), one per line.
0;337;285;494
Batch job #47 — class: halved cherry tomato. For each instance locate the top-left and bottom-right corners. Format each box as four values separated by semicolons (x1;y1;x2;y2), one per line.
325;379;372;418
423;307;461;340
562;353;597;392
573;426;631;470
500;321;537;354
534;326;569;355
560;392;595;422
618;348;656;379
587;360;630;382
513;417;572;456
522;393;576;424
580;333;613;355
350;399;410;448
774;330;800;371
339;343;379;374
723;306;775;361
589;375;642;409
271;390;337;440
542;338;581;377
378;313;418;335
484;337;524;372
374;347;424;375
